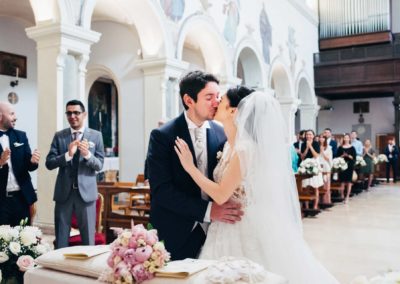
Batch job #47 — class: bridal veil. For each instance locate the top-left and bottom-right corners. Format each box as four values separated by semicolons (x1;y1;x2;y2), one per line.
234;91;338;284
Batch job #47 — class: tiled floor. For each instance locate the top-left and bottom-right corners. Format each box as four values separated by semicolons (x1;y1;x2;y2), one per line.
303;182;400;283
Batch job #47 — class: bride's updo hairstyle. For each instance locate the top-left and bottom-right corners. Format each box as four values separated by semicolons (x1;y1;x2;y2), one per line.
226;85;255;107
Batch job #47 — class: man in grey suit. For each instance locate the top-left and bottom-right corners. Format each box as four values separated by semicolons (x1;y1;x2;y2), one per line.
46;100;104;248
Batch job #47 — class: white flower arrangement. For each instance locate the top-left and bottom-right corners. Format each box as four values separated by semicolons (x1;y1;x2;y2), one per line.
378;154;389;163
298;158;320;176
355;156;367;168
351;271;400;284
331;157;348;172
0;219;51;281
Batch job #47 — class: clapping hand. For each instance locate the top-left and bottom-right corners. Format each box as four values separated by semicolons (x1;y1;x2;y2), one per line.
31;149;40;164
0;148;10;167
68;140;79;157
174;137;195;172
78;139;89;157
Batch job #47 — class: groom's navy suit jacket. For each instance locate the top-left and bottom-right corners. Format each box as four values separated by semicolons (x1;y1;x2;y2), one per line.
147;113;226;260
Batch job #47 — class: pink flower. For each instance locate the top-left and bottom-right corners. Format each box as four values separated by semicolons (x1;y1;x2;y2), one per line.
131;263;154;283
128;237;138;249
146;230;158;246
124;249;138;266
16;255;35;272
132;225;147;241
135;245;153;262
114;246;127;257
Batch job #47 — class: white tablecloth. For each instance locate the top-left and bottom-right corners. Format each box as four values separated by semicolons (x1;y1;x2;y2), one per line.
25;265;287;284
101;157;119;172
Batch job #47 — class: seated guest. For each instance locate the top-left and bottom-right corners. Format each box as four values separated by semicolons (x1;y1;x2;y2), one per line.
318;134;333;205
360;139;375;188
337;134;356;203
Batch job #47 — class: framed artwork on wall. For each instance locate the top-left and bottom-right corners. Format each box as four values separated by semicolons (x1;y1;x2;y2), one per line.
0;51;27;78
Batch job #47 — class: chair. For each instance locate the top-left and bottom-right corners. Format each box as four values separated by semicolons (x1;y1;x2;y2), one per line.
68;193;106;246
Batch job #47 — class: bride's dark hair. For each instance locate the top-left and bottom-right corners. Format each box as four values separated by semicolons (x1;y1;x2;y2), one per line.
226;85;255;107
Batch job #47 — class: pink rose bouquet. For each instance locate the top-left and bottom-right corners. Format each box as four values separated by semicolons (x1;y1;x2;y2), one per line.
100;222;170;284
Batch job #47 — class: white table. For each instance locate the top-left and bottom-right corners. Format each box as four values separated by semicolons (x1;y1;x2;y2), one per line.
25;264;287;284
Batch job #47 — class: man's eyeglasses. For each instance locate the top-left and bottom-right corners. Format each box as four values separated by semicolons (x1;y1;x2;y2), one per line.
65;111;82;117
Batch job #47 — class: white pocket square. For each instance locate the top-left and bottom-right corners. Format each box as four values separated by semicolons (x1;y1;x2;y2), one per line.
88;141;95;148
13;142;24;147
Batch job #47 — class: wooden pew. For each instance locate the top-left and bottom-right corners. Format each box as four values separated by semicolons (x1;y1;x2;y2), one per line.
98;183;151;243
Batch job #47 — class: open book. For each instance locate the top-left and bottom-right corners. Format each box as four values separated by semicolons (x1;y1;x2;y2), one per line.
155;259;214;279
63;245;110;260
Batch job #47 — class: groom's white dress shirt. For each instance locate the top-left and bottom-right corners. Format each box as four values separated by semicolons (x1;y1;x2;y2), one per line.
184;112;212;231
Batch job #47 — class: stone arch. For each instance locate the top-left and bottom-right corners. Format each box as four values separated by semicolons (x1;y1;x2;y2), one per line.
29;0;60;24
234;38;265;90
176;14;229;77
295;71;315;105
269;57;294;98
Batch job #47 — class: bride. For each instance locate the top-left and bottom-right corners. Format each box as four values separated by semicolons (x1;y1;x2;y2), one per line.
174;87;339;284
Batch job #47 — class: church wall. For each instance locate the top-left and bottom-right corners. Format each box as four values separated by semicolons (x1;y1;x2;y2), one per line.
317;97;394;148
0;17;38;187
89;21;145;181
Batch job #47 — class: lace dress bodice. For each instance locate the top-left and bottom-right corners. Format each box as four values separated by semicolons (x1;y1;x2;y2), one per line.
213;142;247;205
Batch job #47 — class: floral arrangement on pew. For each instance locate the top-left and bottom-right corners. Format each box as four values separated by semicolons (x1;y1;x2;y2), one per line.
331;157;348;180
100;221;170;284
0;218;51;283
331;157;348;172
354;156;367;169
373;154;389;165
298;158;320;176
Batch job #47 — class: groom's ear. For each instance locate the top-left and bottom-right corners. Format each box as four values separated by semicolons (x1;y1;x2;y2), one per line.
183;94;194;108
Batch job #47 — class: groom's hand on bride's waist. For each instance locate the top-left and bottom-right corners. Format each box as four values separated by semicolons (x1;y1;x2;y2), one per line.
210;201;244;224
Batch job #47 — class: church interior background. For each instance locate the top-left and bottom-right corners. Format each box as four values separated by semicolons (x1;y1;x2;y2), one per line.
1;0;400;282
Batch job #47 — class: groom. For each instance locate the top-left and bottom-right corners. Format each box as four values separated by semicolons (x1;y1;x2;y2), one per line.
147;71;243;260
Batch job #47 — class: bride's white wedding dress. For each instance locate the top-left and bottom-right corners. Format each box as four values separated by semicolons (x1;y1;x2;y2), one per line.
199;91;339;284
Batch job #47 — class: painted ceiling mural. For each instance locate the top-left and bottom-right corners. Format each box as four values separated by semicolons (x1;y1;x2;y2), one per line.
223;0;240;46
259;3;272;64
160;0;185;22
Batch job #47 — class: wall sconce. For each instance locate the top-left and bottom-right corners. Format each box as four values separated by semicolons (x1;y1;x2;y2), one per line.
358;113;364;123
10;67;19;87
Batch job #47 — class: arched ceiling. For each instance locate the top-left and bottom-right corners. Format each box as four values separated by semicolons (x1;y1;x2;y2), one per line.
0;0;35;26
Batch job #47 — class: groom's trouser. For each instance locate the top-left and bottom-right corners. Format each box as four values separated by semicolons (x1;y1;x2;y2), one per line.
173;224;206;260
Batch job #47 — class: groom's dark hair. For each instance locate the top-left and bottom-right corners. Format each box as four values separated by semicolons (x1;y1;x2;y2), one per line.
227;85;255;108
179;70;219;110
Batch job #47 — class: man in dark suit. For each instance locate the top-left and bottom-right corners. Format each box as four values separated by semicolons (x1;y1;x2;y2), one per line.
0;102;40;226
46;100;104;248
147;71;243;260
323;128;338;158
384;138;399;183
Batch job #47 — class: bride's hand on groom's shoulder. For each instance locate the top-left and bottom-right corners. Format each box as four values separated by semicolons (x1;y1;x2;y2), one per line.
174;137;195;172
210;201;244;224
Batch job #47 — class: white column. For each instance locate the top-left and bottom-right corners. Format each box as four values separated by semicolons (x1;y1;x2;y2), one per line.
136;58;189;151
26;22;100;232
277;96;301;143
299;103;320;132
219;76;242;94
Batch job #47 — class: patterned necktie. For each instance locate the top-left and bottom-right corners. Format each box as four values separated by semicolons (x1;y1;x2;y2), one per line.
194;128;204;170
71;132;81;184
72;131;81;141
